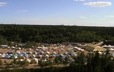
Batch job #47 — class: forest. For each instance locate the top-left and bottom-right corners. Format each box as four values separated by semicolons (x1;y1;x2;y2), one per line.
0;24;114;44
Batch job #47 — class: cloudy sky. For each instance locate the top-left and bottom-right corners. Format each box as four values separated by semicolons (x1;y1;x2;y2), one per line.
0;0;114;26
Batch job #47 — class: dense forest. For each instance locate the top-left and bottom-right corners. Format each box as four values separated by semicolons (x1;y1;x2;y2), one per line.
0;24;114;44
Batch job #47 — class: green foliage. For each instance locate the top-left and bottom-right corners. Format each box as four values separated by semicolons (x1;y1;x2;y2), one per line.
0;59;3;65
15;59;29;66
0;25;114;44
38;60;53;67
23;41;36;48
0;35;8;45
54;56;63;64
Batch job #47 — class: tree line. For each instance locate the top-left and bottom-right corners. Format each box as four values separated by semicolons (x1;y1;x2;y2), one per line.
0;24;114;44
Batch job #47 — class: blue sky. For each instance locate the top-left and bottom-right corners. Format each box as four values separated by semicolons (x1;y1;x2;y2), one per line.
0;0;114;26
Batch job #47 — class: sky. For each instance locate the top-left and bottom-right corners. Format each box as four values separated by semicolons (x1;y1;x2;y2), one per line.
0;0;114;26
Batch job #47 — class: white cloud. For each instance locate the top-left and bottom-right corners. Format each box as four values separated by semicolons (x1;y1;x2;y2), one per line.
0;2;7;6
84;1;112;7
